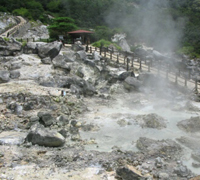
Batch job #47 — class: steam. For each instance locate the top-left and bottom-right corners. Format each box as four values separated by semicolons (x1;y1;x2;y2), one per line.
105;0;186;53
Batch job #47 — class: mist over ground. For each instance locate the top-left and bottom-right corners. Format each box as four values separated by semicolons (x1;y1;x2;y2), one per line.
105;0;186;53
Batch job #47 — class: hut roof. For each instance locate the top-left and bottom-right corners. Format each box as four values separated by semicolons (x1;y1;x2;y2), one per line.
68;30;94;34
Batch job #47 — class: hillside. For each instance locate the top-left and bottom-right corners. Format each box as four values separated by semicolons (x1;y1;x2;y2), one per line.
0;0;200;56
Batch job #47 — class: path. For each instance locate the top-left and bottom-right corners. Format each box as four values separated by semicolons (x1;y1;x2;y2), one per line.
87;46;199;93
0;16;26;38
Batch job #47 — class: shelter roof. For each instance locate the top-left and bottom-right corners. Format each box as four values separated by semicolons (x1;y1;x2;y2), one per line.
68;30;94;34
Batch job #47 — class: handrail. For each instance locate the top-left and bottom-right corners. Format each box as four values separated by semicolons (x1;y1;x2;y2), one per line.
85;45;200;94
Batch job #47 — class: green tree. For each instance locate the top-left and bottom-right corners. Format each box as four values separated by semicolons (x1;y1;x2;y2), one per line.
48;17;78;39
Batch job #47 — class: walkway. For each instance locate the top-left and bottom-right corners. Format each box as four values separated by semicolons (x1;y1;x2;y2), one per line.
0;16;26;38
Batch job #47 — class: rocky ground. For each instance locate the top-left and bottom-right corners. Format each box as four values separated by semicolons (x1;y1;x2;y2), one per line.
0;31;200;180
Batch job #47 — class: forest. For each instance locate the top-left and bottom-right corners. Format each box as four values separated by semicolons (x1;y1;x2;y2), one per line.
0;0;200;56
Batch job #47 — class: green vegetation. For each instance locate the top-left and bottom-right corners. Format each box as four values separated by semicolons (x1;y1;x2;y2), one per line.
1;0;200;56
92;39;122;51
48;17;78;39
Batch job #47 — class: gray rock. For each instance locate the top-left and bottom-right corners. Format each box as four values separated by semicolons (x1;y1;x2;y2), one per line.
174;165;191;177
41;57;51;64
52;54;71;70
37;41;62;59
7;101;23;114
0;70;10;83
37;111;54;127
191;150;200;162
9;70;20;79
75;50;87;61
158;172;169;180
0;37;22;56
176;136;200;150
72;44;84;51
0;131;27;145
136;137;182;157
23;42;38;54
93;51;101;61
57;115;69;126
124;76;142;91
26;124;65;147
118;71;131;81
177;116;200;133
135;113;167;129
116;167;145;180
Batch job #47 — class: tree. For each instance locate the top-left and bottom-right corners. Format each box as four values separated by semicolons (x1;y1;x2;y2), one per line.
48;17;78;39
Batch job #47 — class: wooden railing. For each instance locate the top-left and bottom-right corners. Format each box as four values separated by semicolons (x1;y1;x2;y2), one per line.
85;45;200;93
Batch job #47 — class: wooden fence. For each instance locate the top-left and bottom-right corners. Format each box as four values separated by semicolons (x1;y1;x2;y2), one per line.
85;45;200;93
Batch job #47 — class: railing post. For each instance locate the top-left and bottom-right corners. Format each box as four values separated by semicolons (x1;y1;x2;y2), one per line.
175;73;178;85
100;46;102;55
195;78;198;92
185;77;187;87
166;64;169;79
139;58;142;70
148;62;151;72
188;70;191;79
126;58;130;71
117;54;119;64
110;49;112;60
90;47;92;53
131;57;134;67
104;47;106;57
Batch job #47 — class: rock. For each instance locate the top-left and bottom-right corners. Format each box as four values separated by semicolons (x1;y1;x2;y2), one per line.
6;101;23;114
23;42;38;54
26;124;65;147
75;50;87;61
0;37;22;56
0;131;27;145
136;137;182;158
174;165;191;177
37;41;62;59
52;54;71;71
72;44;84;51
0;70;10;83
124;76;142;91
177;116;200;133
41;57;51;64
117;119;131;127
93;51;101;61
57;115;69;126
191;150;200;162
135;113;167;129
176;136;200;150
37;111;54;127
118;71;131;81
116;167;145;180
9;70;20;79
27;116;40;129
158;172;169;180
81;123;100;131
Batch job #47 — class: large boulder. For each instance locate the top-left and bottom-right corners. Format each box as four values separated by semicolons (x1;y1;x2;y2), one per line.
124;76;142;91
136;137;182;158
0;70;10;83
116;167;145;180
37;111;55;127
75;50;87;61
177;116;200;133
37;41;62;59
135;113;167;129
52;54;71;71
0;37;22;56
23;42;38;54
0;131;27;145
26;124;65;147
